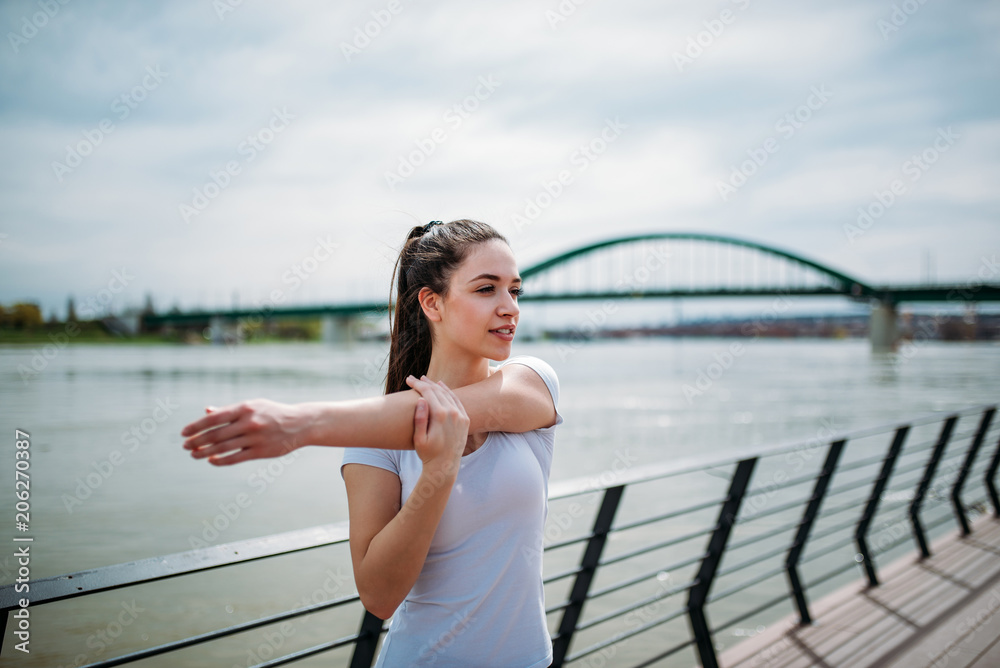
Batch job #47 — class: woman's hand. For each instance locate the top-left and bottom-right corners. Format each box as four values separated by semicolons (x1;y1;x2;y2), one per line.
181;399;309;465
407;375;469;473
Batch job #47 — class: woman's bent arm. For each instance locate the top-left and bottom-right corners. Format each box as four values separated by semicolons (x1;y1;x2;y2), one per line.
182;364;556;465
345;379;468;619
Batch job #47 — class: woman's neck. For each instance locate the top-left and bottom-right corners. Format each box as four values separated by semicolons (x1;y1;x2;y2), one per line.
424;349;492;389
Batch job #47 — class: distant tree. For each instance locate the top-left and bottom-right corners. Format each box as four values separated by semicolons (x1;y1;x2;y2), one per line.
1;302;44;329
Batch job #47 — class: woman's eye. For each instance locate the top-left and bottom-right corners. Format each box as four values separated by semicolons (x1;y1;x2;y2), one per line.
477;286;494;293
511;288;523;298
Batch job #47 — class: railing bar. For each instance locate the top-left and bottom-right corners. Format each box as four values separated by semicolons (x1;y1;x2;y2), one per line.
251;634;364;668
910;416;959;558
0;523;352;611
72;593;363;667
836;453;898;473
548;403;995;501
563;608;690;662
546;600;569;615
688;457;757;668
589;566;697;600
717;542;790;578
727;521;798;552
627;637;697;668
576;582;693;631
802;532;862;565
710;590;792;635
953;408;995;535
543;566;582;585
88;628;361;668
545;534;594;551
783;438;846;626
743;470;824;497
552;485;625;666
855;425;911;587
827;474;888;499
803;558;862;589
599;529;713;566
707;564;786;604
808;514;869;544
737;494;812;523
611;496;732;532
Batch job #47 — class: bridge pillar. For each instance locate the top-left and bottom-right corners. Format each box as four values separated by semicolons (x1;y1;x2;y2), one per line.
870;301;898;353
208;316;226;345
321;314;354;344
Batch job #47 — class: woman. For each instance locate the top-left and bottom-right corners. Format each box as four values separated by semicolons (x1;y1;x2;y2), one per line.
181;219;562;667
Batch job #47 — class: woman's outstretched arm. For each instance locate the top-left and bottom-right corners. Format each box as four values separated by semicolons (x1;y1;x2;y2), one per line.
181;362;556;466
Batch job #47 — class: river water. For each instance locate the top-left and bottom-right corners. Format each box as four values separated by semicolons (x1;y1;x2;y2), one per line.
1;338;998;666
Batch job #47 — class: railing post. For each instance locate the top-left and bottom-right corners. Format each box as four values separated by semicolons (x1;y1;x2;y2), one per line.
986;431;1000;517
349;610;385;668
909;416;958;558
785;439;845;625
855;425;909;587
550;484;625;668
687;457;756;668
952;408;995;535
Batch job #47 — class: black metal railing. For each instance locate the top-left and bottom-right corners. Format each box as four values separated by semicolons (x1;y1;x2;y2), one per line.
2;404;998;667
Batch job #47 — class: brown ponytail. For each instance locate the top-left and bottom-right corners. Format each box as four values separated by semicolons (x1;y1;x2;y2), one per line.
384;219;507;394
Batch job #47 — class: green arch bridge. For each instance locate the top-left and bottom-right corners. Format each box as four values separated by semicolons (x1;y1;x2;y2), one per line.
142;232;1000;351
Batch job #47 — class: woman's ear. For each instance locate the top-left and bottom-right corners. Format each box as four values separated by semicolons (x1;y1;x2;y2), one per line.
418;286;443;322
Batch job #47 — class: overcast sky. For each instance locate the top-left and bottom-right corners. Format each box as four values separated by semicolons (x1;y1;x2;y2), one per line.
1;0;998;321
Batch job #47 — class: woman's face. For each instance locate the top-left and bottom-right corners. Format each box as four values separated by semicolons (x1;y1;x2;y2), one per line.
430;239;521;361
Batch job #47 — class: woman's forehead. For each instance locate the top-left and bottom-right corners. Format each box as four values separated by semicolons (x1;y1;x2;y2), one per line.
456;240;519;279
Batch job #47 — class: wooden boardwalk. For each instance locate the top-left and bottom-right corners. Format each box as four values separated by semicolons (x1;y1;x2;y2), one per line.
719;515;1000;668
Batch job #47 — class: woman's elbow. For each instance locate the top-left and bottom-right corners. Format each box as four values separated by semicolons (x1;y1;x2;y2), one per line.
359;590;400;621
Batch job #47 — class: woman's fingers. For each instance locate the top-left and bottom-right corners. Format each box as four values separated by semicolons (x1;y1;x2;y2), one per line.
184;419;246;452
205;440;257;466
181;404;240;439
412;398;429;448
189;433;247;459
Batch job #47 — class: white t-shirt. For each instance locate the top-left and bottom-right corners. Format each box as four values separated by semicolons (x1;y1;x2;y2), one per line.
340;355;564;668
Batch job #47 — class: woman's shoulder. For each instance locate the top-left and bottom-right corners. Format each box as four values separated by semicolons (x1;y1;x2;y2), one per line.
494;355;558;381
492;355;562;430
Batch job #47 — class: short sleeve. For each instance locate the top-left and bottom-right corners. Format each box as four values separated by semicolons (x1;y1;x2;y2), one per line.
497;355;565;433
339;447;401;480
